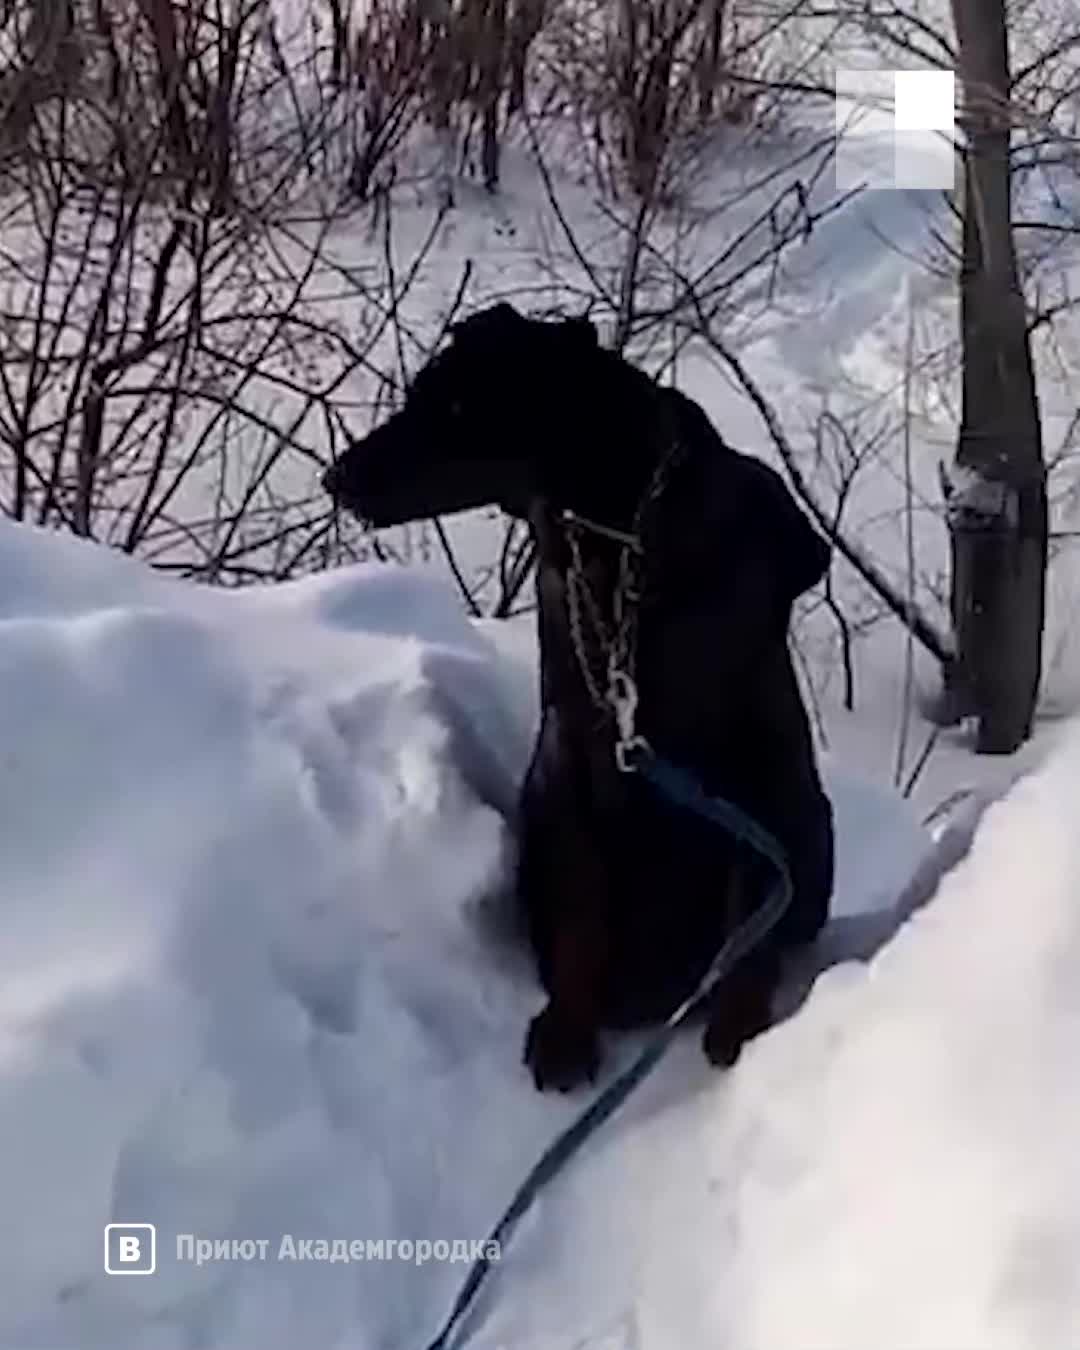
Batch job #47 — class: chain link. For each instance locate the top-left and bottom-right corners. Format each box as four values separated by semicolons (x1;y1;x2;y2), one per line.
564;526;612;712
559;423;688;741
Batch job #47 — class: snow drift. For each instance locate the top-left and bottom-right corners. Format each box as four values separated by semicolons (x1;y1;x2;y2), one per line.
0;518;1073;1350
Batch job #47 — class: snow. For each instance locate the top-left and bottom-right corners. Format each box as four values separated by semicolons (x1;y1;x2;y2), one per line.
1;513;1076;1350
473;747;1080;1350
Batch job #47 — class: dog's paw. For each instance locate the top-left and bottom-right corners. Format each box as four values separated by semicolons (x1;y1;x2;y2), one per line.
702;983;775;1069
523;1005;601;1093
701;1016;746;1069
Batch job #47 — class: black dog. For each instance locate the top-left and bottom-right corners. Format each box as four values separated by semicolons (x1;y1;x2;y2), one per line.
323;303;834;1092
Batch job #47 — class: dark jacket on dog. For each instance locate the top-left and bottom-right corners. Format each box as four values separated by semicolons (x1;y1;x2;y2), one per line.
322;304;834;1092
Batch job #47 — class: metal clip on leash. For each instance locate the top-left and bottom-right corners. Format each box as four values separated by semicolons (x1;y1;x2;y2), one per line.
608;665;647;773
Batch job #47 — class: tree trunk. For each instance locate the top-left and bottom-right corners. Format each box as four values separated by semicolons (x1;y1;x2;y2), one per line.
507;0;544;115
136;0;194;174
426;0;456;208
327;0;350;86
946;0;1047;754
0;0;82;152
695;0;725;122
24;0;81;89
207;5;242;213
478;0;507;190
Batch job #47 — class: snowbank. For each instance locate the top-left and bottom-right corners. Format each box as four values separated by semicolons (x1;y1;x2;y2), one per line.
0;521;540;1349
3;517;1065;1350
467;757;1080;1350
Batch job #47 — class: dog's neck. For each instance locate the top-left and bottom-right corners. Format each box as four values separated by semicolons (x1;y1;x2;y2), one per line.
528;365;687;807
546;352;673;532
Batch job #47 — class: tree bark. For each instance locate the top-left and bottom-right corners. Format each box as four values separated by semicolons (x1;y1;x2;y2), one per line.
135;0;194;174
946;0;1047;753
0;0;82;151
425;0;457;207
507;0;544;115
695;0;725;122
479;0;507;191
327;0;350;86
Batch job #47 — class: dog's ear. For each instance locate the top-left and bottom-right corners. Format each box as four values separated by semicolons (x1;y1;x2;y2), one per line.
449;302;524;341
562;314;599;348
750;459;830;606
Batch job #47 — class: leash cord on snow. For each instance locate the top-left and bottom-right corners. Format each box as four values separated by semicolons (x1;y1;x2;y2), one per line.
423;743;793;1350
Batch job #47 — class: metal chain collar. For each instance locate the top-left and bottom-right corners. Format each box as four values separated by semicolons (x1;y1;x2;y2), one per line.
558;427;687;773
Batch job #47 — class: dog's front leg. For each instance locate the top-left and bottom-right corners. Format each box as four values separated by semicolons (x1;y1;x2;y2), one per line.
524;902;606;1092
702;861;782;1068
701;943;780;1067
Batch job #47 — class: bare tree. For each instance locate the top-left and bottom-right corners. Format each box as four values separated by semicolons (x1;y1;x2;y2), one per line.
941;0;1048;752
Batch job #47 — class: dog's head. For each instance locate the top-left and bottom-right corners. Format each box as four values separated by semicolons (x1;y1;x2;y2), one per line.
323;303;603;527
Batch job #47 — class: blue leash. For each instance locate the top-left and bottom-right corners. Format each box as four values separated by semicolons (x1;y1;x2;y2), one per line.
423;743;793;1350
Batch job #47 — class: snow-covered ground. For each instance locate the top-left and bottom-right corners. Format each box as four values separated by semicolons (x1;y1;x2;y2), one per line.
2;514;1077;1350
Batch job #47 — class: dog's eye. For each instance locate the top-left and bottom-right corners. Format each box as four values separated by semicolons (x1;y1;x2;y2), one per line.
449;400;464;420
